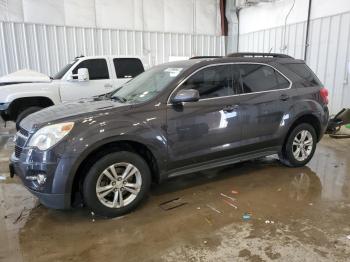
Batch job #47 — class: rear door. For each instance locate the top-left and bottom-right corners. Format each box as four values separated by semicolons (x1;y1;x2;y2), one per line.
235;63;292;150
166;64;243;170
112;58;145;89
60;58;112;101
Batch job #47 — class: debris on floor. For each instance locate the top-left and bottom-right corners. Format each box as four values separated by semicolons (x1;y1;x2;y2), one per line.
242;212;251;221
0;175;6;180
159;197;187;211
231;190;239;194
206;204;222;214
265;220;275;224
13;207;27;224
347;235;350;240
220;192;236;202
222;199;238;209
205;217;213;226
326;108;350;138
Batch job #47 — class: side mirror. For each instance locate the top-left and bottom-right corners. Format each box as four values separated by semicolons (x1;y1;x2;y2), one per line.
172;89;200;103
77;68;89;81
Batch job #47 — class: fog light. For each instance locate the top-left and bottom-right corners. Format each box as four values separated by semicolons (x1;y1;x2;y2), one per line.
25;174;47;185
37;174;47;185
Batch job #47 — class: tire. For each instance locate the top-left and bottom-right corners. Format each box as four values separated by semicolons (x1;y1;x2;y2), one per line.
16;106;43;130
83;151;151;218
279;123;317;167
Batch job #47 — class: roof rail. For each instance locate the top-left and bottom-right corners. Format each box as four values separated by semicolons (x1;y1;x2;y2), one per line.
190;56;222;59
226;52;293;59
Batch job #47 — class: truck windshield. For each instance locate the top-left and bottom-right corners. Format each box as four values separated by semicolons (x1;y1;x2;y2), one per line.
111;65;185;103
52;60;77;79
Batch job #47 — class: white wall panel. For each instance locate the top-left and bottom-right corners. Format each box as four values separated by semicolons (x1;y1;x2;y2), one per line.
164;0;193;33
22;0;65;25
64;0;96;28
195;0;219;34
239;11;350;114
239;0;350;34
1;0;221;35
0;21;226;78
95;0;136;30
143;0;164;32
0;0;23;22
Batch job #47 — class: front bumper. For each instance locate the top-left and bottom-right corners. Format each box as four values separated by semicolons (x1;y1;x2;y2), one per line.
10;153;71;209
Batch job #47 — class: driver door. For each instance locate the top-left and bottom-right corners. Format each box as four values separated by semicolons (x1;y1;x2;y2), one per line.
166;64;243;170
60;58;113;101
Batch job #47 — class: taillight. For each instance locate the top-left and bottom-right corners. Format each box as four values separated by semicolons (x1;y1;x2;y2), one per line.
320;88;329;104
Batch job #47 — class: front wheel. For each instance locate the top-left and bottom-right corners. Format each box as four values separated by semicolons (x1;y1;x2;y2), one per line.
83;151;151;217
279;123;317;167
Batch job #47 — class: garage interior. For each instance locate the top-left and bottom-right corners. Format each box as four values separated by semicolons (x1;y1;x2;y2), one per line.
0;0;350;261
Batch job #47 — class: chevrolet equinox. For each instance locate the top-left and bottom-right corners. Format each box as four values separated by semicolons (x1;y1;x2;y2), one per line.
10;53;329;217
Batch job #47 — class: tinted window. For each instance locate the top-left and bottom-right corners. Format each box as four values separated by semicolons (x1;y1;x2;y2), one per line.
72;59;109;80
182;65;235;99
284;63;321;87
114;58;144;78
235;64;290;93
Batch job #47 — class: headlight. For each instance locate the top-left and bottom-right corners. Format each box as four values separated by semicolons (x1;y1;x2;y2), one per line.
28;122;74;150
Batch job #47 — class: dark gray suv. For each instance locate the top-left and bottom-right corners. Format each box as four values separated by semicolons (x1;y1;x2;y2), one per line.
10;53;329;217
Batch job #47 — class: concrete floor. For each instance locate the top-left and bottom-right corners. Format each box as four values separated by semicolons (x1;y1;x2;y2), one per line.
0;123;350;262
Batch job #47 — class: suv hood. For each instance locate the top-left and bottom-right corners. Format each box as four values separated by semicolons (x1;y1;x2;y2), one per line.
0;69;51;85
20;98;127;131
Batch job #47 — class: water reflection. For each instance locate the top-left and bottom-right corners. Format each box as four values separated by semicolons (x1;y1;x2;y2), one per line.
288;172;321;201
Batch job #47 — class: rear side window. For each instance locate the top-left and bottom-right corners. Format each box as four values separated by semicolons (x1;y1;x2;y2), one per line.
181;65;235;99
284;63;321;87
114;58;144;78
234;64;290;93
72;59;109;80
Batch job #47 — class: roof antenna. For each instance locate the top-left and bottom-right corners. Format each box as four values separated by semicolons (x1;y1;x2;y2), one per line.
268;47;273;53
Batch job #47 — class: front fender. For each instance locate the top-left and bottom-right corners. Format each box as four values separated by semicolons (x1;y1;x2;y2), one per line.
0;82;60;104
52;116;167;195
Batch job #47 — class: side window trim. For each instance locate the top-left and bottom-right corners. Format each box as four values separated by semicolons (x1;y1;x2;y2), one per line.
167;62;292;104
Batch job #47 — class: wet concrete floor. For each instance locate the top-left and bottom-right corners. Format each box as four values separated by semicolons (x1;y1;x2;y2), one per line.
0;123;350;261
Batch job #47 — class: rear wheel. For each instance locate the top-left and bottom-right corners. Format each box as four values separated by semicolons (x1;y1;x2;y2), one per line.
16;106;43;130
83;151;151;217
279;123;317;167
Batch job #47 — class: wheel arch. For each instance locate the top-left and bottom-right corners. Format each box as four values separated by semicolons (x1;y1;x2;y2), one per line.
70;139;161;206
8;96;54;121
282;113;322;153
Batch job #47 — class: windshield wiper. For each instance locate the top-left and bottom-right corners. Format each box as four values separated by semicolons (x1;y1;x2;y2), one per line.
111;95;127;103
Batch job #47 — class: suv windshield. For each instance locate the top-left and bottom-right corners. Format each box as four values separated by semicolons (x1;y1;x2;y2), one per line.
52;59;78;79
111;65;184;103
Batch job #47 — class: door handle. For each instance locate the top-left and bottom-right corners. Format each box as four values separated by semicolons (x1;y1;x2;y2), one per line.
280;94;290;101
223;105;239;112
104;83;113;88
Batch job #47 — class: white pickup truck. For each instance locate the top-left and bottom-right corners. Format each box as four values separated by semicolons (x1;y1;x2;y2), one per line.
0;55;145;128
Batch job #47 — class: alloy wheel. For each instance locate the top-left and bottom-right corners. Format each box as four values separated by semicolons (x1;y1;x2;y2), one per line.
292;130;313;161
96;162;142;208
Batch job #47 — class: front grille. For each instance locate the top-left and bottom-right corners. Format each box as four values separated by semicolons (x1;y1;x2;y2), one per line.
15;145;22;158
14;128;29;158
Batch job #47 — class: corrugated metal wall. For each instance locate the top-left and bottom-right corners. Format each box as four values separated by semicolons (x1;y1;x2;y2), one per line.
239;11;350;114
0;21;226;77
